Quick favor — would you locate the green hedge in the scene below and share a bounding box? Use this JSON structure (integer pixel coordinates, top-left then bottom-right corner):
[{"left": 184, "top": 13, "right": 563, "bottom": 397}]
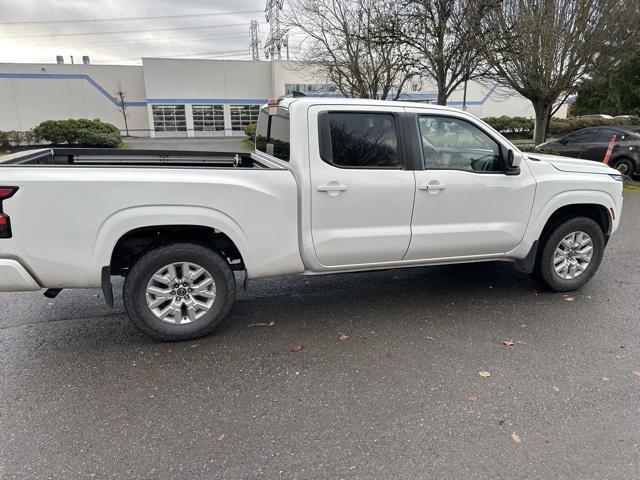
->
[
  {"left": 244, "top": 123, "right": 257, "bottom": 140},
  {"left": 483, "top": 116, "right": 535, "bottom": 133},
  {"left": 483, "top": 115, "right": 640, "bottom": 137},
  {"left": 33, "top": 119, "right": 121, "bottom": 147}
]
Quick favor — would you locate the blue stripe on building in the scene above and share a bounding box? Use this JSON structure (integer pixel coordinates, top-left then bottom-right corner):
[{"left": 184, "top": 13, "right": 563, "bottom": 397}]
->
[{"left": 0, "top": 72, "right": 499, "bottom": 107}]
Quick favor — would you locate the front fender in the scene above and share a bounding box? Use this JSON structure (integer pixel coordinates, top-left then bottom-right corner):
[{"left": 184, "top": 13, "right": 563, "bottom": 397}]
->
[{"left": 507, "top": 190, "right": 617, "bottom": 259}]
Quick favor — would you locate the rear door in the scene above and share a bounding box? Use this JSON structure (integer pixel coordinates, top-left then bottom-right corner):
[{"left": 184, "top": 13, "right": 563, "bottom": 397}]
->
[
  {"left": 307, "top": 106, "right": 415, "bottom": 266},
  {"left": 581, "top": 128, "right": 618, "bottom": 161}
]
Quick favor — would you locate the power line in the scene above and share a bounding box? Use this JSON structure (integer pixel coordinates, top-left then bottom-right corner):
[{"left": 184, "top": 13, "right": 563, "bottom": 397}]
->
[
  {"left": 129, "top": 49, "right": 252, "bottom": 61},
  {"left": 23, "top": 31, "right": 250, "bottom": 49},
  {"left": 0, "top": 22, "right": 266, "bottom": 40},
  {"left": 0, "top": 10, "right": 264, "bottom": 26}
]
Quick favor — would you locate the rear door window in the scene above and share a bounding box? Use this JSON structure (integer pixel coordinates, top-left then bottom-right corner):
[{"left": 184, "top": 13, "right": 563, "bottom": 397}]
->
[
  {"left": 596, "top": 129, "right": 619, "bottom": 142},
  {"left": 565, "top": 130, "right": 598, "bottom": 143},
  {"left": 319, "top": 112, "right": 401, "bottom": 168}
]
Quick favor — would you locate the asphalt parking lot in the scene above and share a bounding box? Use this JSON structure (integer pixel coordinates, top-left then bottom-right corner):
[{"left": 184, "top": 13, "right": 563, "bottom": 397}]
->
[{"left": 1, "top": 193, "right": 639, "bottom": 479}]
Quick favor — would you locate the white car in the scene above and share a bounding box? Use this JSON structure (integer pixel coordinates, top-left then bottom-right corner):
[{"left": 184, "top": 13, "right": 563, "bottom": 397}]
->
[{"left": 0, "top": 98, "right": 624, "bottom": 340}]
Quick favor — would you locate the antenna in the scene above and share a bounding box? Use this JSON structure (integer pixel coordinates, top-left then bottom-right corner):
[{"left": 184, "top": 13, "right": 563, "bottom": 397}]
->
[
  {"left": 264, "top": 0, "right": 288, "bottom": 60},
  {"left": 250, "top": 20, "right": 260, "bottom": 61}
]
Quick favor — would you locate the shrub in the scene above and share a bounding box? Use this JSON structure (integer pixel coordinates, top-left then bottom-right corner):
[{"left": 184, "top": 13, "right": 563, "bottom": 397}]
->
[
  {"left": 482, "top": 115, "right": 640, "bottom": 138},
  {"left": 483, "top": 116, "right": 534, "bottom": 134},
  {"left": 0, "top": 131, "right": 10, "bottom": 150},
  {"left": 244, "top": 123, "right": 257, "bottom": 140},
  {"left": 75, "top": 130, "right": 121, "bottom": 148},
  {"left": 33, "top": 119, "right": 121, "bottom": 147}
]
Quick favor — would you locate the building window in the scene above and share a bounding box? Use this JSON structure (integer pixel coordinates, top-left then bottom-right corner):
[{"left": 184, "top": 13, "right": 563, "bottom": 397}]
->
[
  {"left": 230, "top": 105, "right": 260, "bottom": 131},
  {"left": 193, "top": 105, "right": 224, "bottom": 132},
  {"left": 152, "top": 105, "right": 186, "bottom": 132}
]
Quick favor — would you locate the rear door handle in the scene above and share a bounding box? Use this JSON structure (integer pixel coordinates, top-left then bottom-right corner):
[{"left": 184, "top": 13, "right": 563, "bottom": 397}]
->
[{"left": 317, "top": 183, "right": 347, "bottom": 192}]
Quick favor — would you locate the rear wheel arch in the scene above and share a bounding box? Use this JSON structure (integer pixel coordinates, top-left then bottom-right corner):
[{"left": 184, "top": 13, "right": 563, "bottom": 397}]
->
[{"left": 110, "top": 224, "right": 245, "bottom": 277}]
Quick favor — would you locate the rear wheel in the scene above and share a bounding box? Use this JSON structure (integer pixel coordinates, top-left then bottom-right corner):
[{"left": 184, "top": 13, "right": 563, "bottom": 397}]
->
[
  {"left": 123, "top": 243, "right": 236, "bottom": 341},
  {"left": 531, "top": 217, "right": 605, "bottom": 292},
  {"left": 611, "top": 157, "right": 634, "bottom": 177}
]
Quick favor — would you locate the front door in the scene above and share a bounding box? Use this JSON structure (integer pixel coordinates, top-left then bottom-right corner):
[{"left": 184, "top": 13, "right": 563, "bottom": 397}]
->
[
  {"left": 308, "top": 106, "right": 415, "bottom": 266},
  {"left": 404, "top": 111, "right": 536, "bottom": 260}
]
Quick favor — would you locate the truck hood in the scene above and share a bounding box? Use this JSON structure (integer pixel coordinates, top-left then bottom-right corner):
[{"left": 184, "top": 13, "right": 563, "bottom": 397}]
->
[{"left": 525, "top": 152, "right": 619, "bottom": 175}]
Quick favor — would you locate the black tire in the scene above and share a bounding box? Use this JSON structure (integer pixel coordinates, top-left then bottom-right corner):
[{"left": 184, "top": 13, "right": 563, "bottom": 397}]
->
[
  {"left": 123, "top": 243, "right": 236, "bottom": 341},
  {"left": 531, "top": 217, "right": 605, "bottom": 292},
  {"left": 611, "top": 157, "right": 635, "bottom": 177}
]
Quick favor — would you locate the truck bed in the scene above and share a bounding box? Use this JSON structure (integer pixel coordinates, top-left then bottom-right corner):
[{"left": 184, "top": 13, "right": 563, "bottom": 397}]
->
[{"left": 0, "top": 148, "right": 278, "bottom": 169}]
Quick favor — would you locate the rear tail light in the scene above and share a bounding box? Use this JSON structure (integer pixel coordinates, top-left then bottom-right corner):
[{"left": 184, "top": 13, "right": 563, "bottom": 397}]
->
[{"left": 0, "top": 187, "right": 17, "bottom": 238}]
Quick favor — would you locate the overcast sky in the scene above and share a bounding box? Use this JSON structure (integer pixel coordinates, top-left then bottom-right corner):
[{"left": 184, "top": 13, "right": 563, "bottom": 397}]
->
[{"left": 0, "top": 0, "right": 293, "bottom": 64}]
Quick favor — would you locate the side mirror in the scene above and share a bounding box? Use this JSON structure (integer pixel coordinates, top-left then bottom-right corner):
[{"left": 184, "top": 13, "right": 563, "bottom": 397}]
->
[
  {"left": 507, "top": 149, "right": 521, "bottom": 168},
  {"left": 506, "top": 149, "right": 521, "bottom": 176},
  {"left": 558, "top": 139, "right": 568, "bottom": 145}
]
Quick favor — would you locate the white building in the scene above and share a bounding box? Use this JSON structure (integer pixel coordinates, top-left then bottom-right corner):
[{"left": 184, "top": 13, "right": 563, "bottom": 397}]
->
[{"left": 0, "top": 58, "right": 565, "bottom": 138}]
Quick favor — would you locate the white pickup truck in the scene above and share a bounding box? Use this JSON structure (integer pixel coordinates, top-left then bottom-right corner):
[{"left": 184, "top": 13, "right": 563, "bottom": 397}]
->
[{"left": 0, "top": 98, "right": 623, "bottom": 340}]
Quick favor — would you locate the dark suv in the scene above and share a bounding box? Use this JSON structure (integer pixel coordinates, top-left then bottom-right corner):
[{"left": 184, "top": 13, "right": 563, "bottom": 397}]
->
[{"left": 535, "top": 126, "right": 640, "bottom": 177}]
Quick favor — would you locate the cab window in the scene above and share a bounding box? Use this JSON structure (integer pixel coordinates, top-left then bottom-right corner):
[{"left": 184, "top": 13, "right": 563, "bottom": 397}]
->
[{"left": 417, "top": 116, "right": 503, "bottom": 172}]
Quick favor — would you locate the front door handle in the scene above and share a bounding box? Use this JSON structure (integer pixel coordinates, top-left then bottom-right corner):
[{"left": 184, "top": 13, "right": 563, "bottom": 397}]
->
[
  {"left": 317, "top": 182, "right": 347, "bottom": 193},
  {"left": 418, "top": 182, "right": 446, "bottom": 192}
]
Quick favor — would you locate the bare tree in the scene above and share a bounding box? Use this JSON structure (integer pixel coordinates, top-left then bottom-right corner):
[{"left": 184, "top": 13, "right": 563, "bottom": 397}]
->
[
  {"left": 482, "top": 0, "right": 640, "bottom": 145},
  {"left": 389, "top": 0, "right": 499, "bottom": 105},
  {"left": 113, "top": 83, "right": 130, "bottom": 137},
  {"left": 283, "top": 0, "right": 415, "bottom": 100}
]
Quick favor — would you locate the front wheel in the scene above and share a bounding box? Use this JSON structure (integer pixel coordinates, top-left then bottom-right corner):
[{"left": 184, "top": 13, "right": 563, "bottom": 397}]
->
[
  {"left": 531, "top": 217, "right": 605, "bottom": 292},
  {"left": 123, "top": 243, "right": 236, "bottom": 341}
]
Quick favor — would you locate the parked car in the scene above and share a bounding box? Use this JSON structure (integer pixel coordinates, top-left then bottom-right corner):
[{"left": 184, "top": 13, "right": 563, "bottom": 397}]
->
[
  {"left": 535, "top": 126, "right": 640, "bottom": 177},
  {"left": 0, "top": 98, "right": 624, "bottom": 341},
  {"left": 577, "top": 114, "right": 614, "bottom": 120}
]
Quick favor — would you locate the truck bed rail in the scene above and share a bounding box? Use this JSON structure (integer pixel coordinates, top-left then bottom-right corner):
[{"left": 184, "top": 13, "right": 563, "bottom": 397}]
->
[{"left": 1, "top": 148, "right": 270, "bottom": 168}]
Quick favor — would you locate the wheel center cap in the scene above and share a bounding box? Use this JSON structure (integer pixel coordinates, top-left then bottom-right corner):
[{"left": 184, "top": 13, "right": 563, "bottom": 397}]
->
[{"left": 176, "top": 287, "right": 188, "bottom": 297}]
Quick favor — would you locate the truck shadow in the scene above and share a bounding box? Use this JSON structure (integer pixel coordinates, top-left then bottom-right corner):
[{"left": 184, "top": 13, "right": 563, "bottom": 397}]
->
[{"left": 224, "top": 261, "right": 543, "bottom": 335}]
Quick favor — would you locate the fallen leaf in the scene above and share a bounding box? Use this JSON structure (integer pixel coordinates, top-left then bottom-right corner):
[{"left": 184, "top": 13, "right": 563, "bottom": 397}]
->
[
  {"left": 511, "top": 431, "right": 522, "bottom": 444},
  {"left": 632, "top": 370, "right": 640, "bottom": 377},
  {"left": 339, "top": 334, "right": 349, "bottom": 341},
  {"left": 502, "top": 340, "right": 515, "bottom": 347},
  {"left": 467, "top": 395, "right": 477, "bottom": 401},
  {"left": 479, "top": 371, "right": 491, "bottom": 378},
  {"left": 552, "top": 386, "right": 560, "bottom": 392},
  {"left": 216, "top": 434, "right": 225, "bottom": 441},
  {"left": 248, "top": 321, "right": 275, "bottom": 328},
  {"left": 562, "top": 295, "right": 575, "bottom": 302},
  {"left": 292, "top": 342, "right": 303, "bottom": 353}
]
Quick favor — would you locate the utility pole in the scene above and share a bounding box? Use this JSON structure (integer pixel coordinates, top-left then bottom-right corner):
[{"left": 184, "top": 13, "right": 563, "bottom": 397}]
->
[
  {"left": 250, "top": 20, "right": 260, "bottom": 61},
  {"left": 264, "top": 0, "right": 287, "bottom": 60}
]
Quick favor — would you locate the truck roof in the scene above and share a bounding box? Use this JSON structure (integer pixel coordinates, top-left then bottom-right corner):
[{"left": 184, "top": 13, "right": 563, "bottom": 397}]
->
[{"left": 271, "top": 96, "right": 465, "bottom": 114}]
